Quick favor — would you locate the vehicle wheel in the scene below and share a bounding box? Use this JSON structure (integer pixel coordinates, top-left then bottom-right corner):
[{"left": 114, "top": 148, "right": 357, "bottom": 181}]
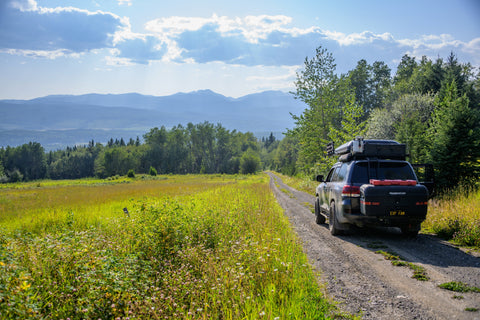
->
[
  {"left": 329, "top": 202, "right": 341, "bottom": 235},
  {"left": 315, "top": 198, "right": 326, "bottom": 224}
]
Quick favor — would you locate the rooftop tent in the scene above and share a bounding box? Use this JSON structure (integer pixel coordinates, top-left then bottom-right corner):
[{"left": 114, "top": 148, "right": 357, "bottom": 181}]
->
[{"left": 331, "top": 138, "right": 407, "bottom": 161}]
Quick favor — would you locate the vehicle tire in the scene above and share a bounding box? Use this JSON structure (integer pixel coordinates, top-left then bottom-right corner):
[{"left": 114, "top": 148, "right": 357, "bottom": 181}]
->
[
  {"left": 315, "top": 198, "right": 326, "bottom": 224},
  {"left": 329, "top": 202, "right": 341, "bottom": 235}
]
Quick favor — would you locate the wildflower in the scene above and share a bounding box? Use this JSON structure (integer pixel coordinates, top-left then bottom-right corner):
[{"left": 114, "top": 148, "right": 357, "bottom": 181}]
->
[{"left": 259, "top": 311, "right": 266, "bottom": 316}]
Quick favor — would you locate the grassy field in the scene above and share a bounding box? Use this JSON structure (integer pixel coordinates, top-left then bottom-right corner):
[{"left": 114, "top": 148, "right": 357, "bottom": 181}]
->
[
  {"left": 276, "top": 172, "right": 480, "bottom": 249},
  {"left": 0, "top": 174, "right": 349, "bottom": 319}
]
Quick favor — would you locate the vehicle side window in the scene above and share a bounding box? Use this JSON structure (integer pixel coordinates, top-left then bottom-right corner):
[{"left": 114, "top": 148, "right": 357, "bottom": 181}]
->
[
  {"left": 330, "top": 167, "right": 341, "bottom": 182},
  {"left": 351, "top": 162, "right": 369, "bottom": 184},
  {"left": 336, "top": 163, "right": 348, "bottom": 182},
  {"left": 325, "top": 167, "right": 337, "bottom": 182}
]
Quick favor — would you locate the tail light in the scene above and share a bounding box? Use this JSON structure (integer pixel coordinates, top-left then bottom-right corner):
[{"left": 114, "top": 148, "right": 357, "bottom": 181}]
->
[{"left": 342, "top": 185, "right": 360, "bottom": 197}]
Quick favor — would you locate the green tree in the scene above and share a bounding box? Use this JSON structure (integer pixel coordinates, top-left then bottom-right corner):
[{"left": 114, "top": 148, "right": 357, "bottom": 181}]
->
[
  {"left": 367, "top": 93, "right": 435, "bottom": 163},
  {"left": 366, "top": 107, "right": 396, "bottom": 140},
  {"left": 409, "top": 56, "right": 444, "bottom": 95},
  {"left": 273, "top": 135, "right": 298, "bottom": 176},
  {"left": 240, "top": 149, "right": 261, "bottom": 174},
  {"left": 328, "top": 77, "right": 367, "bottom": 145},
  {"left": 349, "top": 59, "right": 370, "bottom": 111},
  {"left": 428, "top": 80, "right": 480, "bottom": 190},
  {"left": 393, "top": 94, "right": 435, "bottom": 163},
  {"left": 144, "top": 126, "right": 168, "bottom": 173},
  {"left": 165, "top": 125, "right": 189, "bottom": 174},
  {"left": 370, "top": 61, "right": 391, "bottom": 110},
  {"left": 349, "top": 59, "right": 392, "bottom": 115},
  {"left": 95, "top": 146, "right": 138, "bottom": 177},
  {"left": 393, "top": 54, "right": 417, "bottom": 94},
  {"left": 214, "top": 124, "right": 233, "bottom": 173},
  {"left": 2, "top": 142, "right": 46, "bottom": 181},
  {"left": 290, "top": 46, "right": 341, "bottom": 174}
]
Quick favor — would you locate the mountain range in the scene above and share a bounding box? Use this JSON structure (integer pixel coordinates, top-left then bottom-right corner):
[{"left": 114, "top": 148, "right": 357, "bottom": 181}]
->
[{"left": 0, "top": 90, "right": 306, "bottom": 150}]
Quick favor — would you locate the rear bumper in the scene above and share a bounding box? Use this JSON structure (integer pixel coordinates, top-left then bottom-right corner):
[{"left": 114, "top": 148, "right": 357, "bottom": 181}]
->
[{"left": 343, "top": 212, "right": 426, "bottom": 228}]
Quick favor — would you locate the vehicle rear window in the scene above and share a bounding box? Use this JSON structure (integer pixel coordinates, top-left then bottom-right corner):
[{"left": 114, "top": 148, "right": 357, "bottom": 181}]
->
[{"left": 351, "top": 161, "right": 416, "bottom": 184}]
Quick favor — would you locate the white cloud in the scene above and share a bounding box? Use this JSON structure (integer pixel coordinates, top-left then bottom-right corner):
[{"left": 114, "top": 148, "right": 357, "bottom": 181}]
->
[
  {"left": 463, "top": 37, "right": 480, "bottom": 53},
  {"left": 397, "top": 34, "right": 462, "bottom": 50},
  {"left": 117, "top": 0, "right": 132, "bottom": 6},
  {"left": 1, "top": 3, "right": 478, "bottom": 70},
  {"left": 0, "top": 48, "right": 72, "bottom": 59},
  {"left": 146, "top": 14, "right": 298, "bottom": 43},
  {"left": 0, "top": 0, "right": 125, "bottom": 55},
  {"left": 8, "top": 0, "right": 37, "bottom": 11},
  {"left": 322, "top": 30, "right": 394, "bottom": 46}
]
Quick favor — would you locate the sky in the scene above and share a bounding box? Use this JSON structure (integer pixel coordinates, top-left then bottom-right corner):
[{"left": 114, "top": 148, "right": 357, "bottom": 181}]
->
[{"left": 0, "top": 0, "right": 479, "bottom": 99}]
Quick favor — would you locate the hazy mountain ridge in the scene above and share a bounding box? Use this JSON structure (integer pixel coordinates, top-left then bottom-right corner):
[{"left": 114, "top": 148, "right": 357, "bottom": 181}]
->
[{"left": 0, "top": 90, "right": 305, "bottom": 150}]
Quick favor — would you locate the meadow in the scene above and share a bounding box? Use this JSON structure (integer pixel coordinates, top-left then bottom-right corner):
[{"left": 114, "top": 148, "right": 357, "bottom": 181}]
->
[
  {"left": 0, "top": 174, "right": 347, "bottom": 319},
  {"left": 276, "top": 173, "right": 480, "bottom": 249}
]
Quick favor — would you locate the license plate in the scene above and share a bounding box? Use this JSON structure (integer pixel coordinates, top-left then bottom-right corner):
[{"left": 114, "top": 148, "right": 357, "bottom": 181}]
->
[{"left": 390, "top": 210, "right": 405, "bottom": 216}]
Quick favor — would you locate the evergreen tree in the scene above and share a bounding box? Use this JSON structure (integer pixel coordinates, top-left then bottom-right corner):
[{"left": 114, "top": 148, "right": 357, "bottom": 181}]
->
[{"left": 428, "top": 80, "right": 480, "bottom": 190}]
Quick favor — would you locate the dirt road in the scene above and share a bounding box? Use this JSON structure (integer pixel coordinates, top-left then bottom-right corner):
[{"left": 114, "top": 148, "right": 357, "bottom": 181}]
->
[{"left": 267, "top": 172, "right": 480, "bottom": 320}]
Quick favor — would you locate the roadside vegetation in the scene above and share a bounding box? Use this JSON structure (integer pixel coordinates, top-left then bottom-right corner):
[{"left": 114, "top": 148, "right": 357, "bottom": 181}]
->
[
  {"left": 0, "top": 174, "right": 349, "bottom": 319},
  {"left": 422, "top": 187, "right": 480, "bottom": 248}
]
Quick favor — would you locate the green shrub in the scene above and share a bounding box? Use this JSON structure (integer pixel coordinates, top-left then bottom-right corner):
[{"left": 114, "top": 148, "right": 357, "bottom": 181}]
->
[
  {"left": 127, "top": 169, "right": 135, "bottom": 178},
  {"left": 149, "top": 166, "right": 157, "bottom": 176}
]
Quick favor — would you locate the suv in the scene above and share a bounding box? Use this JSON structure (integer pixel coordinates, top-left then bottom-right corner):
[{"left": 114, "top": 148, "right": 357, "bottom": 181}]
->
[{"left": 315, "top": 138, "right": 430, "bottom": 236}]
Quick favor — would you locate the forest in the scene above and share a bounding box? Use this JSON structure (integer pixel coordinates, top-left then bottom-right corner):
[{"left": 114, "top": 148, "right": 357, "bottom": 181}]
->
[{"left": 0, "top": 48, "right": 479, "bottom": 191}]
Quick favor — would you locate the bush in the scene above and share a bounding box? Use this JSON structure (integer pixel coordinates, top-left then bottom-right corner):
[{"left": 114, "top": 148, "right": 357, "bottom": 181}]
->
[
  {"left": 149, "top": 166, "right": 157, "bottom": 176},
  {"left": 7, "top": 169, "right": 23, "bottom": 182},
  {"left": 127, "top": 169, "right": 135, "bottom": 178},
  {"left": 240, "top": 150, "right": 261, "bottom": 174}
]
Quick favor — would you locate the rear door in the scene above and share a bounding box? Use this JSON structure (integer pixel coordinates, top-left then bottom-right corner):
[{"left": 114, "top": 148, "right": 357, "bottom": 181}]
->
[{"left": 412, "top": 164, "right": 435, "bottom": 197}]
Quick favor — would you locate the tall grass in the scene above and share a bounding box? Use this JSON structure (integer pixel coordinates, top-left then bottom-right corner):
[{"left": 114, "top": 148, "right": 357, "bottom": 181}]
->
[
  {"left": 422, "top": 187, "right": 480, "bottom": 248},
  {"left": 0, "top": 174, "right": 346, "bottom": 319}
]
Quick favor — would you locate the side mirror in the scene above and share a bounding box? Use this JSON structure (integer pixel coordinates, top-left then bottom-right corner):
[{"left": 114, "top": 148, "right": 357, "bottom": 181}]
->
[{"left": 316, "top": 175, "right": 324, "bottom": 182}]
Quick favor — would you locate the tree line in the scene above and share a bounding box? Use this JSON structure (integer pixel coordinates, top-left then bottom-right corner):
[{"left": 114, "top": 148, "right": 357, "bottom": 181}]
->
[
  {"left": 287, "top": 48, "right": 480, "bottom": 191},
  {"left": 1, "top": 49, "right": 479, "bottom": 191},
  {"left": 0, "top": 122, "right": 285, "bottom": 182}
]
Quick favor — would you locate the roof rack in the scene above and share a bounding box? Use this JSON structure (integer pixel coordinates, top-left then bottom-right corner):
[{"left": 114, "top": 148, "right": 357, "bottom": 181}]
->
[{"left": 327, "top": 137, "right": 406, "bottom": 162}]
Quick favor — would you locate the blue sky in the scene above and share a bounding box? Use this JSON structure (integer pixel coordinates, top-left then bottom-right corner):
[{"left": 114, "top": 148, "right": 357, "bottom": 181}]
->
[{"left": 0, "top": 0, "right": 479, "bottom": 99}]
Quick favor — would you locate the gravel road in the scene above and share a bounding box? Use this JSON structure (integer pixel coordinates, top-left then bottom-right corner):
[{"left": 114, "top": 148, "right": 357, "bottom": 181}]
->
[{"left": 267, "top": 172, "right": 480, "bottom": 320}]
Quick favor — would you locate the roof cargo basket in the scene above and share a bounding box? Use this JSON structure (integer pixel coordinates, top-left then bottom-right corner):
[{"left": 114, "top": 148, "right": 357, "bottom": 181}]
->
[{"left": 329, "top": 137, "right": 406, "bottom": 161}]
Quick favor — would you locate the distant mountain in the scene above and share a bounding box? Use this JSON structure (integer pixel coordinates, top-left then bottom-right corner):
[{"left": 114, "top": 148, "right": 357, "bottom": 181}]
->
[{"left": 0, "top": 90, "right": 306, "bottom": 150}]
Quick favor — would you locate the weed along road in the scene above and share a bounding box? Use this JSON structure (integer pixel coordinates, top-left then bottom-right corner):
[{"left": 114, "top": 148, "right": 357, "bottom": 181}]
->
[{"left": 267, "top": 172, "right": 480, "bottom": 320}]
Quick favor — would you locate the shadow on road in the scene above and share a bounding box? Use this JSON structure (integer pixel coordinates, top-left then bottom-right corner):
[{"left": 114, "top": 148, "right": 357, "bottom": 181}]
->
[{"left": 325, "top": 224, "right": 480, "bottom": 269}]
